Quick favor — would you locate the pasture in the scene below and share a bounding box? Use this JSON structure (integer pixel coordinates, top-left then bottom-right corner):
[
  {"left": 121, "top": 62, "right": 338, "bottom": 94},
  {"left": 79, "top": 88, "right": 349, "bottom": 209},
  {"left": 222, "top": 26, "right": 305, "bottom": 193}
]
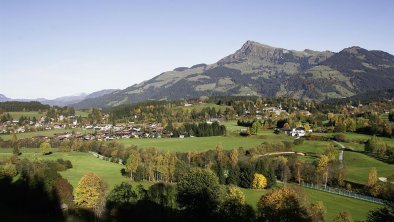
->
[
  {"left": 118, "top": 136, "right": 265, "bottom": 152},
  {"left": 7, "top": 111, "right": 44, "bottom": 120},
  {"left": 304, "top": 187, "right": 380, "bottom": 221},
  {"left": 344, "top": 151, "right": 394, "bottom": 184},
  {"left": 0, "top": 149, "right": 127, "bottom": 189}
]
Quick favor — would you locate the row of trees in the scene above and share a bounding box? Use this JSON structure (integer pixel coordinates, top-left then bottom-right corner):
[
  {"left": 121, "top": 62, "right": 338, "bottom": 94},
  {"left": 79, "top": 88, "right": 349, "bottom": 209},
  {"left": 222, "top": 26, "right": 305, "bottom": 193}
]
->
[
  {"left": 66, "top": 169, "right": 394, "bottom": 221},
  {"left": 365, "top": 135, "right": 394, "bottom": 162}
]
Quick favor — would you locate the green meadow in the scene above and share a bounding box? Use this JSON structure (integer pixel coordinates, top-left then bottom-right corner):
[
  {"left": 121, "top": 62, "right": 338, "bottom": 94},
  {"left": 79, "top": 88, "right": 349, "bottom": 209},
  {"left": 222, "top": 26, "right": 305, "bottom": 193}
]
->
[
  {"left": 344, "top": 151, "right": 394, "bottom": 184},
  {"left": 119, "top": 136, "right": 265, "bottom": 152},
  {"left": 0, "top": 149, "right": 127, "bottom": 189}
]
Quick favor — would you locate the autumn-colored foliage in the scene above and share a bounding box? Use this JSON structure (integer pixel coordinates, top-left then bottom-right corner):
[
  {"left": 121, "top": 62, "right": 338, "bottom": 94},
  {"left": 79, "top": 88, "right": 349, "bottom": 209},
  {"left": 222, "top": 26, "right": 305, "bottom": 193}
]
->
[
  {"left": 226, "top": 185, "right": 246, "bottom": 204},
  {"left": 74, "top": 172, "right": 107, "bottom": 216},
  {"left": 257, "top": 187, "right": 312, "bottom": 222},
  {"left": 40, "top": 142, "right": 52, "bottom": 155},
  {"left": 333, "top": 211, "right": 354, "bottom": 222},
  {"left": 367, "top": 167, "right": 378, "bottom": 187},
  {"left": 53, "top": 178, "right": 74, "bottom": 209},
  {"left": 251, "top": 173, "right": 267, "bottom": 189}
]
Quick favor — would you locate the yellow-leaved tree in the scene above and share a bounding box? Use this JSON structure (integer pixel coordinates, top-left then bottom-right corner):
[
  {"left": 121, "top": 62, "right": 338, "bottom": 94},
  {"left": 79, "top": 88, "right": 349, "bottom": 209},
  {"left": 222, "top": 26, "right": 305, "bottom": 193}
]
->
[
  {"left": 74, "top": 172, "right": 107, "bottom": 217},
  {"left": 251, "top": 173, "right": 267, "bottom": 189},
  {"left": 39, "top": 142, "right": 52, "bottom": 155},
  {"left": 126, "top": 151, "right": 141, "bottom": 181},
  {"left": 226, "top": 185, "right": 246, "bottom": 204}
]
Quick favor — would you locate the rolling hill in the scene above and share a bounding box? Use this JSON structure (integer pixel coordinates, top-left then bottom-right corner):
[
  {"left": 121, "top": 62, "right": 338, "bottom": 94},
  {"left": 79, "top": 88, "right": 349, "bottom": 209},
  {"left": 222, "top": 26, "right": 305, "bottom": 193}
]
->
[{"left": 72, "top": 40, "right": 394, "bottom": 108}]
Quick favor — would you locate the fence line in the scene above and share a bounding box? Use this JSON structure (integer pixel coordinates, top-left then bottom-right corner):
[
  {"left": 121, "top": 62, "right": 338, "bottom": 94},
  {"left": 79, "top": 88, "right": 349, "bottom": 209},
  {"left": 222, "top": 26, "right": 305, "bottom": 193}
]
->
[
  {"left": 89, "top": 151, "right": 124, "bottom": 165},
  {"left": 300, "top": 182, "right": 386, "bottom": 205}
]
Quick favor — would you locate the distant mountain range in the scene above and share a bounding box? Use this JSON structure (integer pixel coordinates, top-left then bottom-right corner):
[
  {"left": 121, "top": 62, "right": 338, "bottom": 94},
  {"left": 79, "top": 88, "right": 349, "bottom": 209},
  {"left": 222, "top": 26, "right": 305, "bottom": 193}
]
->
[
  {"left": 0, "top": 89, "right": 118, "bottom": 106},
  {"left": 72, "top": 40, "right": 394, "bottom": 108},
  {"left": 3, "top": 41, "right": 393, "bottom": 109}
]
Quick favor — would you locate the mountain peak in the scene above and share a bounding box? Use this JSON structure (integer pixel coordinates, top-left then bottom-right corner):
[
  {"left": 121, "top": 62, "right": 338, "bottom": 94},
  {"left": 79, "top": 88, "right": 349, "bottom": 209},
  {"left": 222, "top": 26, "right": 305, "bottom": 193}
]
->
[
  {"left": 242, "top": 40, "right": 275, "bottom": 49},
  {"left": 218, "top": 40, "right": 280, "bottom": 64}
]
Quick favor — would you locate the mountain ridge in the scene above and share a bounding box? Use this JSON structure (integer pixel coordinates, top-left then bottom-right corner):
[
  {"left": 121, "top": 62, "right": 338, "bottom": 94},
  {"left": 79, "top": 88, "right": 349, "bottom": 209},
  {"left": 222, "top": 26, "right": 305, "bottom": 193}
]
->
[
  {"left": 0, "top": 89, "right": 118, "bottom": 107},
  {"left": 45, "top": 41, "right": 394, "bottom": 108}
]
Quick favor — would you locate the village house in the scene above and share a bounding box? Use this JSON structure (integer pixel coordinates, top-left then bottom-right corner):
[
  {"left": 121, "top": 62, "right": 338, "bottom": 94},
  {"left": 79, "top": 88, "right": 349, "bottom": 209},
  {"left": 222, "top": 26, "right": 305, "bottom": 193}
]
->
[{"left": 280, "top": 127, "right": 308, "bottom": 137}]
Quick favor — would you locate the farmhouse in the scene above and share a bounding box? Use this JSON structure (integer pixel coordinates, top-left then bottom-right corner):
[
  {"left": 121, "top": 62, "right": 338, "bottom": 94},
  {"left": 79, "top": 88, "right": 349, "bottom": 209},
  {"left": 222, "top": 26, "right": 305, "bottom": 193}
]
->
[{"left": 280, "top": 127, "right": 307, "bottom": 137}]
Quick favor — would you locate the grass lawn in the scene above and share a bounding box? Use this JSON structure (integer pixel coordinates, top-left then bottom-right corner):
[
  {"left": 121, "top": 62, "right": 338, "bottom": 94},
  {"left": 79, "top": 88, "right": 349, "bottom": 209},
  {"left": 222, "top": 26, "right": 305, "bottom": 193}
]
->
[
  {"left": 314, "top": 132, "right": 394, "bottom": 147},
  {"left": 344, "top": 151, "right": 394, "bottom": 184},
  {"left": 242, "top": 185, "right": 380, "bottom": 221},
  {"left": 0, "top": 128, "right": 92, "bottom": 140},
  {"left": 75, "top": 110, "right": 90, "bottom": 118},
  {"left": 8, "top": 111, "right": 44, "bottom": 120},
  {"left": 222, "top": 120, "right": 244, "bottom": 134},
  {"left": 118, "top": 135, "right": 266, "bottom": 152},
  {"left": 293, "top": 140, "right": 333, "bottom": 154},
  {"left": 0, "top": 149, "right": 128, "bottom": 189},
  {"left": 242, "top": 188, "right": 266, "bottom": 208},
  {"left": 304, "top": 187, "right": 380, "bottom": 221}
]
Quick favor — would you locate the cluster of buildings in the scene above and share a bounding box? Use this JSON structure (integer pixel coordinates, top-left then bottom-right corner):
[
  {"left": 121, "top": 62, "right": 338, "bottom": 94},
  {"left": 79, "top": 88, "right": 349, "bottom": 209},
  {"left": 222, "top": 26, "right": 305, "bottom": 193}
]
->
[
  {"left": 50, "top": 122, "right": 167, "bottom": 141},
  {"left": 0, "top": 115, "right": 79, "bottom": 135}
]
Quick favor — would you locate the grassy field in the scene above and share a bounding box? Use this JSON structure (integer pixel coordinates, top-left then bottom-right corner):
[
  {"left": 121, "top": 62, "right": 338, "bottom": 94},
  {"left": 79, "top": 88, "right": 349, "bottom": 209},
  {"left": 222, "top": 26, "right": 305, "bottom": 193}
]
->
[
  {"left": 344, "top": 151, "right": 394, "bottom": 184},
  {"left": 8, "top": 111, "right": 44, "bottom": 120},
  {"left": 304, "top": 187, "right": 380, "bottom": 221},
  {"left": 314, "top": 132, "right": 394, "bottom": 147},
  {"left": 119, "top": 136, "right": 266, "bottom": 152},
  {"left": 0, "top": 149, "right": 127, "bottom": 189},
  {"left": 293, "top": 140, "right": 333, "bottom": 154},
  {"left": 75, "top": 110, "right": 90, "bottom": 118},
  {"left": 239, "top": 186, "right": 379, "bottom": 221},
  {"left": 0, "top": 128, "right": 93, "bottom": 140},
  {"left": 118, "top": 125, "right": 294, "bottom": 152}
]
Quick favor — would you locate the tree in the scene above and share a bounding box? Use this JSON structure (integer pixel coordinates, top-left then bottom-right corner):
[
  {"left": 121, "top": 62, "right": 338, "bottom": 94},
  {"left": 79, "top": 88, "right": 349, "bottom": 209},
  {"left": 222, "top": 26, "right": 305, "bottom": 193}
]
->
[
  {"left": 106, "top": 182, "right": 137, "bottom": 207},
  {"left": 250, "top": 121, "right": 261, "bottom": 135},
  {"left": 251, "top": 173, "right": 267, "bottom": 189},
  {"left": 0, "top": 163, "right": 17, "bottom": 177},
  {"left": 11, "top": 133, "right": 20, "bottom": 155},
  {"left": 225, "top": 185, "right": 246, "bottom": 205},
  {"left": 220, "top": 186, "right": 255, "bottom": 222},
  {"left": 12, "top": 146, "right": 20, "bottom": 156},
  {"left": 229, "top": 148, "right": 239, "bottom": 167},
  {"left": 333, "top": 211, "right": 354, "bottom": 222},
  {"left": 257, "top": 187, "right": 312, "bottom": 222},
  {"left": 39, "top": 142, "right": 52, "bottom": 155},
  {"left": 316, "top": 155, "right": 329, "bottom": 187},
  {"left": 53, "top": 178, "right": 74, "bottom": 210},
  {"left": 74, "top": 172, "right": 107, "bottom": 217},
  {"left": 368, "top": 167, "right": 378, "bottom": 187},
  {"left": 324, "top": 144, "right": 337, "bottom": 161},
  {"left": 177, "top": 168, "right": 222, "bottom": 219},
  {"left": 126, "top": 152, "right": 141, "bottom": 181},
  {"left": 366, "top": 202, "right": 394, "bottom": 222},
  {"left": 310, "top": 201, "right": 326, "bottom": 222}
]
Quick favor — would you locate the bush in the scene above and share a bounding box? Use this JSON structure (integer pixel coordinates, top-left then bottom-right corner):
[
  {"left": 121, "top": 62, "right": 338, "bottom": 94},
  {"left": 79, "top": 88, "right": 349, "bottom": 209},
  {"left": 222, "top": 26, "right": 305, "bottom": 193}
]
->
[{"left": 334, "top": 133, "right": 347, "bottom": 142}]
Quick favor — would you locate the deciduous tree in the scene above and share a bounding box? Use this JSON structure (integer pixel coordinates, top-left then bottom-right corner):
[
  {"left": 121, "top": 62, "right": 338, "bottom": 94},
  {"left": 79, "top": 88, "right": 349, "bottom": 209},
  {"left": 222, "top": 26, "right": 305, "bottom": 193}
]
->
[
  {"left": 251, "top": 173, "right": 267, "bottom": 189},
  {"left": 74, "top": 172, "right": 107, "bottom": 217},
  {"left": 126, "top": 152, "right": 141, "bottom": 181},
  {"left": 368, "top": 167, "right": 378, "bottom": 187},
  {"left": 333, "top": 211, "right": 354, "bottom": 222}
]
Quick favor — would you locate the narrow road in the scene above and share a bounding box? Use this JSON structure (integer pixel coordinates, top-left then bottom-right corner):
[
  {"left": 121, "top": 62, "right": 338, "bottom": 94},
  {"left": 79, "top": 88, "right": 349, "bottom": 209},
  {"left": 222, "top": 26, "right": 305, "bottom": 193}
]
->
[{"left": 333, "top": 141, "right": 345, "bottom": 162}]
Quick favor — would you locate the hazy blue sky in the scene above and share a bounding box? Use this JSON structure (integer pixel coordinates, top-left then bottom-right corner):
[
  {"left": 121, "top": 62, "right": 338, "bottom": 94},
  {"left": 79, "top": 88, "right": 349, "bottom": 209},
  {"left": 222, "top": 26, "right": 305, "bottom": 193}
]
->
[{"left": 1, "top": 0, "right": 393, "bottom": 99}]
